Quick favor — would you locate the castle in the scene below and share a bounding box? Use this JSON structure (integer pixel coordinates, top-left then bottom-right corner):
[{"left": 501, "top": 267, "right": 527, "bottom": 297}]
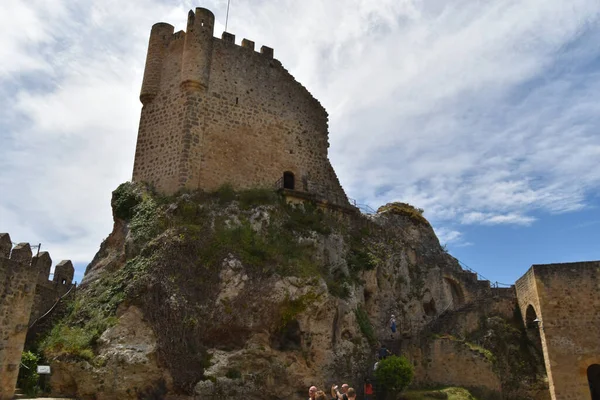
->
[
  {"left": 132, "top": 9, "right": 599, "bottom": 398},
  {"left": 0, "top": 233, "right": 74, "bottom": 400},
  {"left": 1, "top": 6, "right": 599, "bottom": 400},
  {"left": 132, "top": 7, "right": 348, "bottom": 206}
]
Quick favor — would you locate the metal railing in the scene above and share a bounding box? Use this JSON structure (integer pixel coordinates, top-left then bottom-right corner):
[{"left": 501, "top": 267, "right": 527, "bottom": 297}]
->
[
  {"left": 10, "top": 241, "right": 41, "bottom": 257},
  {"left": 29, "top": 282, "right": 77, "bottom": 329},
  {"left": 348, "top": 198, "right": 376, "bottom": 214},
  {"left": 456, "top": 258, "right": 512, "bottom": 288},
  {"left": 273, "top": 178, "right": 378, "bottom": 214}
]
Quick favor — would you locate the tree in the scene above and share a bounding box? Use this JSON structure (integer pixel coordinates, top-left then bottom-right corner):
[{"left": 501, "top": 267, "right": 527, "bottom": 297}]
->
[
  {"left": 374, "top": 355, "right": 414, "bottom": 395},
  {"left": 18, "top": 351, "right": 40, "bottom": 397}
]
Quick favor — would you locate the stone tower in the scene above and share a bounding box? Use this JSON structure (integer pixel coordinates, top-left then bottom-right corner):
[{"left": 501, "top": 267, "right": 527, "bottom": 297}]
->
[
  {"left": 516, "top": 262, "right": 600, "bottom": 400},
  {"left": 132, "top": 7, "right": 348, "bottom": 206}
]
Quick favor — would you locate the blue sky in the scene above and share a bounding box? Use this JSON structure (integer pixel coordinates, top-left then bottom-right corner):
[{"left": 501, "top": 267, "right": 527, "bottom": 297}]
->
[{"left": 1, "top": 0, "right": 599, "bottom": 285}]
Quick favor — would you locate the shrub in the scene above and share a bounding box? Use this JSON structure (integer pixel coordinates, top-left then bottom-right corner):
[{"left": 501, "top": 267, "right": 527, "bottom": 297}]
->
[
  {"left": 41, "top": 324, "right": 95, "bottom": 361},
  {"left": 374, "top": 355, "right": 414, "bottom": 394},
  {"left": 17, "top": 351, "right": 40, "bottom": 397},
  {"left": 355, "top": 306, "right": 376, "bottom": 346},
  {"left": 347, "top": 246, "right": 377, "bottom": 274},
  {"left": 284, "top": 202, "right": 332, "bottom": 235},
  {"left": 377, "top": 202, "right": 429, "bottom": 226},
  {"left": 112, "top": 182, "right": 142, "bottom": 221},
  {"left": 325, "top": 278, "right": 350, "bottom": 299},
  {"left": 225, "top": 368, "right": 242, "bottom": 380},
  {"left": 129, "top": 197, "right": 164, "bottom": 244},
  {"left": 238, "top": 188, "right": 279, "bottom": 208},
  {"left": 200, "top": 219, "right": 317, "bottom": 277},
  {"left": 215, "top": 184, "right": 237, "bottom": 204}
]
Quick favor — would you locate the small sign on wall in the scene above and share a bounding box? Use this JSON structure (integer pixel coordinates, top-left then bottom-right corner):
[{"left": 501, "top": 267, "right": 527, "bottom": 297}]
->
[{"left": 37, "top": 365, "right": 51, "bottom": 374}]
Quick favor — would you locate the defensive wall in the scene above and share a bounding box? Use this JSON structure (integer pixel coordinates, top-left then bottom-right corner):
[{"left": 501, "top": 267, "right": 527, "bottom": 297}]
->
[
  {"left": 132, "top": 7, "right": 348, "bottom": 206},
  {"left": 0, "top": 233, "right": 74, "bottom": 400},
  {"left": 410, "top": 270, "right": 518, "bottom": 396},
  {"left": 515, "top": 262, "right": 600, "bottom": 400}
]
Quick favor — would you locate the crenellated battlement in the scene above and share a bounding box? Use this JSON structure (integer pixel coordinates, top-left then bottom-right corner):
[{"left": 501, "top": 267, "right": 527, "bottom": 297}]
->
[
  {"left": 140, "top": 8, "right": 275, "bottom": 106},
  {"left": 0, "top": 233, "right": 75, "bottom": 399},
  {"left": 0, "top": 233, "right": 74, "bottom": 286},
  {"left": 0, "top": 234, "right": 34, "bottom": 266},
  {"left": 133, "top": 7, "right": 349, "bottom": 206},
  {"left": 217, "top": 31, "right": 274, "bottom": 58}
]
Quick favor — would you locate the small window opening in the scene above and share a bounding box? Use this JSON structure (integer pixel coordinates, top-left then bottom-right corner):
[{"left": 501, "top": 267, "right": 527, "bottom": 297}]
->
[
  {"left": 61, "top": 279, "right": 66, "bottom": 285},
  {"left": 236, "top": 97, "right": 239, "bottom": 105},
  {"left": 283, "top": 171, "right": 295, "bottom": 190},
  {"left": 201, "top": 20, "right": 204, "bottom": 27}
]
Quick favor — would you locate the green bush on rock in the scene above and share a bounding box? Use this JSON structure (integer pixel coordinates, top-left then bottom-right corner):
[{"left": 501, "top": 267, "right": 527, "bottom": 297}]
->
[
  {"left": 377, "top": 202, "right": 429, "bottom": 226},
  {"left": 355, "top": 305, "right": 376, "bottom": 346},
  {"left": 41, "top": 324, "right": 96, "bottom": 361},
  {"left": 374, "top": 355, "right": 415, "bottom": 394},
  {"left": 111, "top": 182, "right": 143, "bottom": 221}
]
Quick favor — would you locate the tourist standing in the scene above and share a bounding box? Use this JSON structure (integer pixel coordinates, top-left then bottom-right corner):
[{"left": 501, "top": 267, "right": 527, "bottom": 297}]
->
[
  {"left": 364, "top": 378, "right": 374, "bottom": 400},
  {"left": 346, "top": 388, "right": 357, "bottom": 400},
  {"left": 331, "top": 383, "right": 350, "bottom": 400}
]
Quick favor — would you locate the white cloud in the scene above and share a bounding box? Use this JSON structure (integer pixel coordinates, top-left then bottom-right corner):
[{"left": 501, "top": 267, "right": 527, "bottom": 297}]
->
[
  {"left": 0, "top": 0, "right": 69, "bottom": 77},
  {"left": 2, "top": 0, "right": 600, "bottom": 277},
  {"left": 435, "top": 227, "right": 462, "bottom": 245},
  {"left": 461, "top": 212, "right": 536, "bottom": 226}
]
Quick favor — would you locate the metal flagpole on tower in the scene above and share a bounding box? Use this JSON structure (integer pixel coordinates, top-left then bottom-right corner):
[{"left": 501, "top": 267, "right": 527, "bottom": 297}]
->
[{"left": 225, "top": 0, "right": 231, "bottom": 32}]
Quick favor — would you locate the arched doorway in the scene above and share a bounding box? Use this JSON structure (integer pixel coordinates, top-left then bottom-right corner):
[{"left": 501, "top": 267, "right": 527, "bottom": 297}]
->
[
  {"left": 589, "top": 364, "right": 600, "bottom": 400},
  {"left": 525, "top": 305, "right": 539, "bottom": 328},
  {"left": 525, "top": 305, "right": 544, "bottom": 355},
  {"left": 283, "top": 171, "right": 295, "bottom": 190}
]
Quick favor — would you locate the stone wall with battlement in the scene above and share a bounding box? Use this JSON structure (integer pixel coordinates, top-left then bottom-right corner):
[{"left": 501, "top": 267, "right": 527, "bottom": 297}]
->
[
  {"left": 516, "top": 262, "right": 600, "bottom": 400},
  {"left": 0, "top": 233, "right": 74, "bottom": 400},
  {"left": 132, "top": 7, "right": 348, "bottom": 206}
]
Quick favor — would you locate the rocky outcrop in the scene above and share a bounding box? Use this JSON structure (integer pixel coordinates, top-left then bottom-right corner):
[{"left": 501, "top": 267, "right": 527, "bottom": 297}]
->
[
  {"left": 48, "top": 306, "right": 172, "bottom": 399},
  {"left": 35, "top": 184, "right": 547, "bottom": 399}
]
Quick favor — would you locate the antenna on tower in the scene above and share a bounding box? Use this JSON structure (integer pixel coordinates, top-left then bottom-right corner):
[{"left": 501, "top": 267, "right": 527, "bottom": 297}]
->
[{"left": 225, "top": 0, "right": 231, "bottom": 32}]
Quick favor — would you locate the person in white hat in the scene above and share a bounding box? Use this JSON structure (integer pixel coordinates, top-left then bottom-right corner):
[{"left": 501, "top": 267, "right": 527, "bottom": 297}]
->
[{"left": 389, "top": 314, "right": 397, "bottom": 338}]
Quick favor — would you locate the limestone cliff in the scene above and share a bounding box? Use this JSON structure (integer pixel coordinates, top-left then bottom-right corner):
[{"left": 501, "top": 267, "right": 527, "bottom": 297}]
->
[{"left": 35, "top": 183, "right": 547, "bottom": 399}]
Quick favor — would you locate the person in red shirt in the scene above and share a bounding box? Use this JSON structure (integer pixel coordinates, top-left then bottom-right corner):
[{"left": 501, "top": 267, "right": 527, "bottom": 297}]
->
[{"left": 364, "top": 378, "right": 374, "bottom": 400}]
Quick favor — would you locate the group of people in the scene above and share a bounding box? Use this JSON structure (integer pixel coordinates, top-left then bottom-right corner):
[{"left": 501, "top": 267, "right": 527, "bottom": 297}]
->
[
  {"left": 308, "top": 383, "right": 358, "bottom": 400},
  {"left": 308, "top": 380, "right": 375, "bottom": 400}
]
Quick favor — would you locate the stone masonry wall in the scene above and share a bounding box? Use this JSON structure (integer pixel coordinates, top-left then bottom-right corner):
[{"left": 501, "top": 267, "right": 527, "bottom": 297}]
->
[
  {"left": 30, "top": 260, "right": 75, "bottom": 324},
  {"left": 132, "top": 7, "right": 348, "bottom": 205},
  {"left": 0, "top": 235, "right": 40, "bottom": 400},
  {"left": 516, "top": 262, "right": 600, "bottom": 400},
  {"left": 0, "top": 233, "right": 74, "bottom": 400},
  {"left": 412, "top": 338, "right": 501, "bottom": 393}
]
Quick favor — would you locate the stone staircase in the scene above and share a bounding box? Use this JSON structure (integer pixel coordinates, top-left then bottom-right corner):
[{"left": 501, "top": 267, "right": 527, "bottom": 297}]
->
[{"left": 381, "top": 338, "right": 402, "bottom": 357}]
